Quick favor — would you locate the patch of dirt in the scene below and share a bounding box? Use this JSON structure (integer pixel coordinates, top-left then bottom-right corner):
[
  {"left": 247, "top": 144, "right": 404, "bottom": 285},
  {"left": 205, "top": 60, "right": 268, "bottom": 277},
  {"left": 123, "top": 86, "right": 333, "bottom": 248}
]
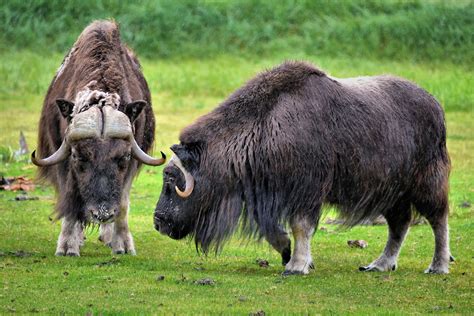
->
[
  {"left": 460, "top": 201, "right": 471, "bottom": 208},
  {"left": 347, "top": 240, "right": 368, "bottom": 248},
  {"left": 0, "top": 250, "right": 34, "bottom": 257},
  {"left": 95, "top": 257, "right": 120, "bottom": 267},
  {"left": 194, "top": 277, "right": 215, "bottom": 286},
  {"left": 256, "top": 258, "right": 269, "bottom": 268},
  {"left": 14, "top": 194, "right": 39, "bottom": 201},
  {"left": 156, "top": 275, "right": 165, "bottom": 281}
]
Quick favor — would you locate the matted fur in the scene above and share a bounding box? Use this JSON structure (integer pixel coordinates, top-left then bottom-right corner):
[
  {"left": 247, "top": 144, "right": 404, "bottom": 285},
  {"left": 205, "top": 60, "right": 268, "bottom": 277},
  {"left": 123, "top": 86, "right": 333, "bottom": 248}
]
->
[
  {"left": 37, "top": 20, "right": 155, "bottom": 220},
  {"left": 155, "top": 61, "right": 450, "bottom": 254}
]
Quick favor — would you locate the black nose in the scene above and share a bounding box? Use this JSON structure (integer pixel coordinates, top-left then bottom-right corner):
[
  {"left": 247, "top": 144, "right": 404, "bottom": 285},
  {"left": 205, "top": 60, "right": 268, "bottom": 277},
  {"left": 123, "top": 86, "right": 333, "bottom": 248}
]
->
[{"left": 154, "top": 212, "right": 166, "bottom": 230}]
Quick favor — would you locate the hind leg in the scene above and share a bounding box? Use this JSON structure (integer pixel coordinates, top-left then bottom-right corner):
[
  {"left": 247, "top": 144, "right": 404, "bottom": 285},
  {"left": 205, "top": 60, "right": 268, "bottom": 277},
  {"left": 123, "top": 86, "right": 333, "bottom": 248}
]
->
[
  {"left": 424, "top": 210, "right": 450, "bottom": 274},
  {"left": 265, "top": 225, "right": 291, "bottom": 265},
  {"left": 283, "top": 214, "right": 317, "bottom": 275},
  {"left": 360, "top": 202, "right": 411, "bottom": 272},
  {"left": 414, "top": 179, "right": 451, "bottom": 273}
]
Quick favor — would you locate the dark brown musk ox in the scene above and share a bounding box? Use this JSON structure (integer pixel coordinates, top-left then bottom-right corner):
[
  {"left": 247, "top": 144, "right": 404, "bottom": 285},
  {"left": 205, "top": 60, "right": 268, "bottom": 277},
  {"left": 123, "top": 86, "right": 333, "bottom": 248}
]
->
[
  {"left": 154, "top": 61, "right": 453, "bottom": 275},
  {"left": 32, "top": 20, "right": 166, "bottom": 256}
]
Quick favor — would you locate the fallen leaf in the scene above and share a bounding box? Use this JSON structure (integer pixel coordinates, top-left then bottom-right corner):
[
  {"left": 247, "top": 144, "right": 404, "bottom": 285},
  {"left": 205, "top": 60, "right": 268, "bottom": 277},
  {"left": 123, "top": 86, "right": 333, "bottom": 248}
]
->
[
  {"left": 0, "top": 176, "right": 35, "bottom": 191},
  {"left": 347, "top": 240, "right": 368, "bottom": 248}
]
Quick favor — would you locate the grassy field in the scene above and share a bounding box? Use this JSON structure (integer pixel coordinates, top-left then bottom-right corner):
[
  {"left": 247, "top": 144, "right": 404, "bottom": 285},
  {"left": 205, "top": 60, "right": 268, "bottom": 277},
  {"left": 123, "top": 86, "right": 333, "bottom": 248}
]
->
[
  {"left": 0, "top": 1, "right": 473, "bottom": 313},
  {"left": 0, "top": 49, "right": 473, "bottom": 314}
]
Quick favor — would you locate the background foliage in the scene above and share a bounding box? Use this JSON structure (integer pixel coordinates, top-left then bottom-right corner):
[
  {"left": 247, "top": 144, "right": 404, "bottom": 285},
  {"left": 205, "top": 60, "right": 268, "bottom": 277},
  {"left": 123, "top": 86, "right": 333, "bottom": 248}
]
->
[{"left": 1, "top": 0, "right": 473, "bottom": 64}]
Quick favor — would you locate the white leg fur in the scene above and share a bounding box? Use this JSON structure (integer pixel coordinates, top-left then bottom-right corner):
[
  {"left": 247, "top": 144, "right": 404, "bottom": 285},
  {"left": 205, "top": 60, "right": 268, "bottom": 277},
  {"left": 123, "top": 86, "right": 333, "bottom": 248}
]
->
[
  {"left": 56, "top": 217, "right": 84, "bottom": 256},
  {"left": 360, "top": 223, "right": 409, "bottom": 272},
  {"left": 99, "top": 223, "right": 114, "bottom": 246},
  {"left": 425, "top": 216, "right": 450, "bottom": 274},
  {"left": 284, "top": 217, "right": 315, "bottom": 275},
  {"left": 111, "top": 195, "right": 136, "bottom": 255}
]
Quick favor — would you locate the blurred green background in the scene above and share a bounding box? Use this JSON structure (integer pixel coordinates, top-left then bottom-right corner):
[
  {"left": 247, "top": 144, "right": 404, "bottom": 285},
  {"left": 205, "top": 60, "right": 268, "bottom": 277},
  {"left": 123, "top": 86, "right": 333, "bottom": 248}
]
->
[{"left": 1, "top": 0, "right": 473, "bottom": 64}]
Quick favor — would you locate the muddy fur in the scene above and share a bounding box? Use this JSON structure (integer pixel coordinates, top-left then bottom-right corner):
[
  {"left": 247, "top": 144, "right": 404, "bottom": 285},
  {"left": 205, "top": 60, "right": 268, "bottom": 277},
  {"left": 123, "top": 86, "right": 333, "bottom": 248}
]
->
[{"left": 155, "top": 61, "right": 450, "bottom": 255}]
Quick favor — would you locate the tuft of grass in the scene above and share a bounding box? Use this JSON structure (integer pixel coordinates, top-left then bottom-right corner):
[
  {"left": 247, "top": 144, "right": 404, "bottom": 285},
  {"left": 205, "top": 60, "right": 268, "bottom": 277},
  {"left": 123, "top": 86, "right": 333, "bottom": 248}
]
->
[
  {"left": 0, "top": 145, "right": 14, "bottom": 162},
  {"left": 0, "top": 0, "right": 473, "bottom": 64}
]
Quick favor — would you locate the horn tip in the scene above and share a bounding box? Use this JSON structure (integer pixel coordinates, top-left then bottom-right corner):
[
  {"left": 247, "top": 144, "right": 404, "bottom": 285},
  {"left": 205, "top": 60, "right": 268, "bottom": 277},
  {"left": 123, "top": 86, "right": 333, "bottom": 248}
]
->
[{"left": 31, "top": 150, "right": 39, "bottom": 166}]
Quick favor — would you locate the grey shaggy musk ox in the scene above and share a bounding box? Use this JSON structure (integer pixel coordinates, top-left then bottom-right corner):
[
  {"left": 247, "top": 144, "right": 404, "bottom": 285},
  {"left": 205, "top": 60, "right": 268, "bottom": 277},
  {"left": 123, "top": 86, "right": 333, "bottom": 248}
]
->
[
  {"left": 154, "top": 61, "right": 452, "bottom": 274},
  {"left": 32, "top": 20, "right": 166, "bottom": 256}
]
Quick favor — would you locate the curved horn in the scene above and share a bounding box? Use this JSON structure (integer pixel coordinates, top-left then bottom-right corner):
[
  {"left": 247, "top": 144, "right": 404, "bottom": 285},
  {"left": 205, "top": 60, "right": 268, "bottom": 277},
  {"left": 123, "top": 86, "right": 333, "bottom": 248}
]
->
[
  {"left": 102, "top": 105, "right": 166, "bottom": 166},
  {"left": 171, "top": 155, "right": 194, "bottom": 198},
  {"left": 131, "top": 137, "right": 166, "bottom": 166},
  {"left": 31, "top": 140, "right": 70, "bottom": 166}
]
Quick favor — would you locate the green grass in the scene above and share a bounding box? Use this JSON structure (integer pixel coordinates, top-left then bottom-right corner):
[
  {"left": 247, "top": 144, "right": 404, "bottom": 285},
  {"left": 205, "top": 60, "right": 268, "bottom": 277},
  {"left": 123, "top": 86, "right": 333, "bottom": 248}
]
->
[
  {"left": 0, "top": 49, "right": 473, "bottom": 314},
  {"left": 1, "top": 0, "right": 473, "bottom": 64}
]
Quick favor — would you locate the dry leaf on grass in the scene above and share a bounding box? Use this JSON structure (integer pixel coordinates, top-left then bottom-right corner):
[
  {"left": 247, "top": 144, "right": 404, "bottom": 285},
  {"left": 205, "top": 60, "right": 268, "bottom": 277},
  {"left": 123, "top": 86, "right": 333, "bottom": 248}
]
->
[{"left": 0, "top": 176, "right": 35, "bottom": 191}]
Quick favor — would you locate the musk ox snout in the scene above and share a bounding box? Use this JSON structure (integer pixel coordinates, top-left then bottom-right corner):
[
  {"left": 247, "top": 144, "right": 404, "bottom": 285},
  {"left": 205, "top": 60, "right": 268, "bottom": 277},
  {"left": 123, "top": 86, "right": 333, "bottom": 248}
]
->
[
  {"left": 153, "top": 211, "right": 171, "bottom": 234},
  {"left": 153, "top": 210, "right": 189, "bottom": 240},
  {"left": 87, "top": 203, "right": 116, "bottom": 223}
]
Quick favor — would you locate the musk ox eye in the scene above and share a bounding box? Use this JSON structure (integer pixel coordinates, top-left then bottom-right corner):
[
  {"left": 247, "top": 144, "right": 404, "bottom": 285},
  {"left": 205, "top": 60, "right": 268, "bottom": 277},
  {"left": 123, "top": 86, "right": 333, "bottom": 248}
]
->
[
  {"left": 115, "top": 153, "right": 131, "bottom": 170},
  {"left": 72, "top": 153, "right": 88, "bottom": 163}
]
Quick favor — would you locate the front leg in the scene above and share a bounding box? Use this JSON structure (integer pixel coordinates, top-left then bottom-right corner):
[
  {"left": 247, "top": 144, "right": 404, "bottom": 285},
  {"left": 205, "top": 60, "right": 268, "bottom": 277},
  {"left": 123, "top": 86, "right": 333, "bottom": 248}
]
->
[
  {"left": 265, "top": 225, "right": 292, "bottom": 265},
  {"left": 99, "top": 223, "right": 114, "bottom": 246},
  {"left": 56, "top": 217, "right": 84, "bottom": 256},
  {"left": 283, "top": 215, "right": 316, "bottom": 275},
  {"left": 111, "top": 200, "right": 136, "bottom": 255}
]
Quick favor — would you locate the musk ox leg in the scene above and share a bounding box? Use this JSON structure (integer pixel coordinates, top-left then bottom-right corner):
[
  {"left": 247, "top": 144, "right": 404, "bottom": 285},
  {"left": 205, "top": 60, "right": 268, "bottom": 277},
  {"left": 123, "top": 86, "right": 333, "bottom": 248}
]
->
[
  {"left": 55, "top": 217, "right": 84, "bottom": 256},
  {"left": 360, "top": 204, "right": 411, "bottom": 272},
  {"left": 265, "top": 226, "right": 291, "bottom": 265},
  {"left": 111, "top": 200, "right": 136, "bottom": 255},
  {"left": 424, "top": 212, "right": 450, "bottom": 274},
  {"left": 413, "top": 169, "right": 451, "bottom": 274},
  {"left": 283, "top": 216, "right": 315, "bottom": 275},
  {"left": 99, "top": 223, "right": 114, "bottom": 247}
]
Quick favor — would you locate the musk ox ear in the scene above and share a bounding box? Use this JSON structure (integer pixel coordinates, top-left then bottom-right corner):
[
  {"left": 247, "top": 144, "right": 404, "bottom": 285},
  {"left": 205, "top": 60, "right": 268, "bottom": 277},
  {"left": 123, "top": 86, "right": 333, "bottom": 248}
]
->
[
  {"left": 170, "top": 144, "right": 195, "bottom": 166},
  {"left": 124, "top": 100, "right": 147, "bottom": 123},
  {"left": 56, "top": 99, "right": 75, "bottom": 120}
]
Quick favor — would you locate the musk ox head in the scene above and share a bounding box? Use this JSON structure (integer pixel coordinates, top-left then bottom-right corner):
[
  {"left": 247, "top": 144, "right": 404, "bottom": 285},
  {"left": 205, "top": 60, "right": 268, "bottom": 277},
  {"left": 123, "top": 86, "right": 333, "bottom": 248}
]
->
[
  {"left": 154, "top": 144, "right": 197, "bottom": 239},
  {"left": 32, "top": 92, "right": 166, "bottom": 223},
  {"left": 154, "top": 142, "right": 244, "bottom": 252}
]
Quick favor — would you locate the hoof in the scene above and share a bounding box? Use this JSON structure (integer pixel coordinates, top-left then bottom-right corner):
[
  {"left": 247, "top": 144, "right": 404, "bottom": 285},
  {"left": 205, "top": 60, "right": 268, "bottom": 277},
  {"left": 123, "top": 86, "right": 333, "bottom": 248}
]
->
[
  {"left": 66, "top": 252, "right": 80, "bottom": 257},
  {"left": 359, "top": 263, "right": 396, "bottom": 272},
  {"left": 282, "top": 270, "right": 305, "bottom": 276},
  {"left": 359, "top": 265, "right": 381, "bottom": 272},
  {"left": 450, "top": 255, "right": 455, "bottom": 262},
  {"left": 309, "top": 262, "right": 315, "bottom": 270},
  {"left": 113, "top": 249, "right": 125, "bottom": 255},
  {"left": 55, "top": 251, "right": 66, "bottom": 256},
  {"left": 127, "top": 249, "right": 137, "bottom": 256},
  {"left": 281, "top": 247, "right": 291, "bottom": 266},
  {"left": 424, "top": 267, "right": 449, "bottom": 274}
]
